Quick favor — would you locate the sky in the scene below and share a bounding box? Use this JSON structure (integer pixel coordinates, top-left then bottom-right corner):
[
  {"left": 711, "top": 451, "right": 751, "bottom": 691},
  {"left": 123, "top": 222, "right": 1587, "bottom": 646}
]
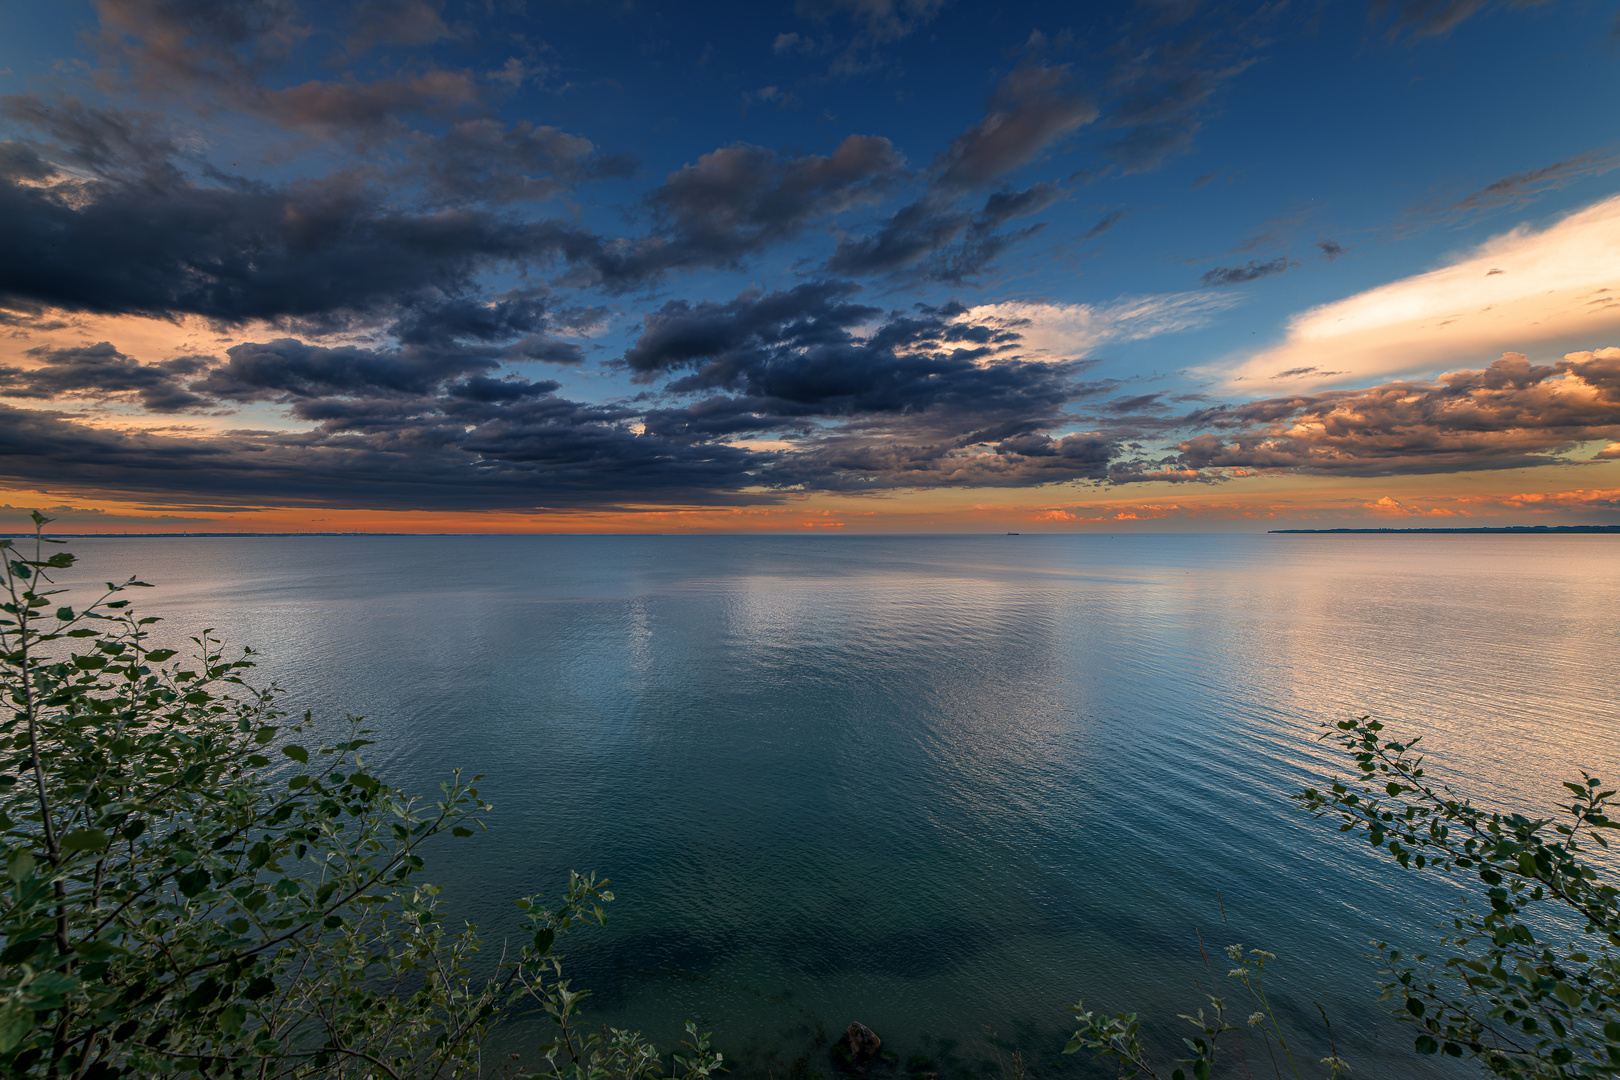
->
[{"left": 1, "top": 0, "right": 1618, "bottom": 533}]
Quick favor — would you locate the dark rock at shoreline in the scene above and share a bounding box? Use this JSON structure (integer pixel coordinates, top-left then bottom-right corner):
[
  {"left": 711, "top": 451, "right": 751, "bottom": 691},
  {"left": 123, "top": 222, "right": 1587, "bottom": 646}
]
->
[{"left": 844, "top": 1022, "right": 882, "bottom": 1064}]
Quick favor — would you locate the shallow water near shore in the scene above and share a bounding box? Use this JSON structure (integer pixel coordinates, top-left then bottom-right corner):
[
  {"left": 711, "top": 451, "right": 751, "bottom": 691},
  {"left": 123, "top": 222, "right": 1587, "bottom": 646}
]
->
[{"left": 50, "top": 532, "right": 1620, "bottom": 1078}]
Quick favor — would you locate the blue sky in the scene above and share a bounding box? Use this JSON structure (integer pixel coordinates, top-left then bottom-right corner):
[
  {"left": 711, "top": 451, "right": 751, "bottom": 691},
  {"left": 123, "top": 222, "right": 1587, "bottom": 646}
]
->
[{"left": 0, "top": 0, "right": 1617, "bottom": 531}]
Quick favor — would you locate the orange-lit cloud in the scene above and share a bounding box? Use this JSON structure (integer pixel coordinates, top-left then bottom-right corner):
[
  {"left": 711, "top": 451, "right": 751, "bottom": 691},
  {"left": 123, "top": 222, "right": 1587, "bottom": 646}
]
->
[
  {"left": 1177, "top": 348, "right": 1620, "bottom": 476},
  {"left": 1458, "top": 486, "right": 1620, "bottom": 512},
  {"left": 1362, "top": 495, "right": 1463, "bottom": 518}
]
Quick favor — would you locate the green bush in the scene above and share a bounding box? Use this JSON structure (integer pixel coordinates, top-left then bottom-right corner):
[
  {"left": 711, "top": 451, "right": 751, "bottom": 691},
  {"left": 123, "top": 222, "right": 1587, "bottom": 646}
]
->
[
  {"left": 1066, "top": 716, "right": 1620, "bottom": 1080},
  {"left": 0, "top": 516, "right": 722, "bottom": 1080}
]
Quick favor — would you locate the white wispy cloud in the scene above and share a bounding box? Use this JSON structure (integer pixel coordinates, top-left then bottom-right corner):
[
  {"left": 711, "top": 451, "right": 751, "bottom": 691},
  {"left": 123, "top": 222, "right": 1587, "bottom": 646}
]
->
[
  {"left": 1213, "top": 192, "right": 1620, "bottom": 390},
  {"left": 957, "top": 291, "right": 1238, "bottom": 363}
]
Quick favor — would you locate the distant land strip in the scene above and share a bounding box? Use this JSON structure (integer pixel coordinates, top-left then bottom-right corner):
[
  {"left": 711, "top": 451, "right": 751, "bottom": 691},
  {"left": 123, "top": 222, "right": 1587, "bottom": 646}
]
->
[{"left": 1270, "top": 526, "right": 1620, "bottom": 534}]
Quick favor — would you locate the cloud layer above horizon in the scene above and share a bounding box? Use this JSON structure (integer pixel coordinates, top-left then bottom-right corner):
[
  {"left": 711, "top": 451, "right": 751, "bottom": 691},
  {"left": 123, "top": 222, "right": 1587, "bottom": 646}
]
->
[{"left": 0, "top": 0, "right": 1617, "bottom": 525}]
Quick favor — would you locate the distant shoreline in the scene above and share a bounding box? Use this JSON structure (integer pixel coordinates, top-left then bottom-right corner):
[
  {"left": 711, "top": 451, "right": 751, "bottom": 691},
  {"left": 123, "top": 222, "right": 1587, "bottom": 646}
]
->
[{"left": 1270, "top": 526, "right": 1620, "bottom": 534}]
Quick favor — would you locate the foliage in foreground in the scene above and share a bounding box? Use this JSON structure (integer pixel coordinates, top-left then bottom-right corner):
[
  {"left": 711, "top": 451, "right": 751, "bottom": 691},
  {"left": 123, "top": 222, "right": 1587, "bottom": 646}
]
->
[
  {"left": 1066, "top": 716, "right": 1620, "bottom": 1080},
  {"left": 0, "top": 516, "right": 722, "bottom": 1080}
]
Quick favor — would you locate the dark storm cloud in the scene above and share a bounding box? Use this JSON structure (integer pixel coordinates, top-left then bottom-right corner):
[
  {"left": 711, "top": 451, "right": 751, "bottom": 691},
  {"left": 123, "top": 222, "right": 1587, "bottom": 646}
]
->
[
  {"left": 0, "top": 142, "right": 54, "bottom": 183},
  {"left": 914, "top": 185, "right": 1058, "bottom": 286},
  {"left": 1435, "top": 150, "right": 1620, "bottom": 220},
  {"left": 1200, "top": 257, "right": 1293, "bottom": 287},
  {"left": 91, "top": 0, "right": 483, "bottom": 138},
  {"left": 386, "top": 291, "right": 587, "bottom": 362},
  {"left": 0, "top": 273, "right": 1124, "bottom": 508},
  {"left": 1091, "top": 5, "right": 1269, "bottom": 176},
  {"left": 623, "top": 280, "right": 878, "bottom": 381},
  {"left": 1083, "top": 209, "right": 1128, "bottom": 240},
  {"left": 0, "top": 394, "right": 779, "bottom": 512},
  {"left": 1167, "top": 352, "right": 1620, "bottom": 476},
  {"left": 409, "top": 119, "right": 638, "bottom": 205},
  {"left": 1105, "top": 392, "right": 1167, "bottom": 414},
  {"left": 1315, "top": 238, "right": 1346, "bottom": 260},
  {"left": 494, "top": 135, "right": 911, "bottom": 293},
  {"left": 819, "top": 61, "right": 1085, "bottom": 282},
  {"left": 4, "top": 70, "right": 907, "bottom": 307},
  {"left": 82, "top": 0, "right": 647, "bottom": 226},
  {"left": 197, "top": 338, "right": 506, "bottom": 401},
  {"left": 0, "top": 342, "right": 209, "bottom": 412},
  {"left": 980, "top": 183, "right": 1063, "bottom": 223},
  {"left": 641, "top": 135, "right": 905, "bottom": 265},
  {"left": 193, "top": 288, "right": 587, "bottom": 404},
  {"left": 0, "top": 134, "right": 637, "bottom": 321},
  {"left": 0, "top": 96, "right": 182, "bottom": 184},
  {"left": 261, "top": 71, "right": 483, "bottom": 138},
  {"left": 92, "top": 0, "right": 308, "bottom": 96},
  {"left": 0, "top": 92, "right": 704, "bottom": 313},
  {"left": 0, "top": 118, "right": 908, "bottom": 317},
  {"left": 617, "top": 278, "right": 1066, "bottom": 425},
  {"left": 616, "top": 280, "right": 1127, "bottom": 488},
  {"left": 825, "top": 198, "right": 971, "bottom": 277},
  {"left": 825, "top": 183, "right": 1059, "bottom": 282},
  {"left": 768, "top": 428, "right": 1117, "bottom": 490},
  {"left": 933, "top": 63, "right": 1096, "bottom": 192}
]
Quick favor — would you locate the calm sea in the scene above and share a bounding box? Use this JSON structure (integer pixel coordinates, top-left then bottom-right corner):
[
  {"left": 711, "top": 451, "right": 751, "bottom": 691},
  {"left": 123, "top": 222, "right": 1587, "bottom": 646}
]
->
[{"left": 48, "top": 534, "right": 1620, "bottom": 1078}]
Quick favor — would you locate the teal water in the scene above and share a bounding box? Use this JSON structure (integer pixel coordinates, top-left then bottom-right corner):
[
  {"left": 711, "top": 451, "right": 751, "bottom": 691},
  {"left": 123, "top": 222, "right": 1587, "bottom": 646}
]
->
[{"left": 53, "top": 534, "right": 1620, "bottom": 1078}]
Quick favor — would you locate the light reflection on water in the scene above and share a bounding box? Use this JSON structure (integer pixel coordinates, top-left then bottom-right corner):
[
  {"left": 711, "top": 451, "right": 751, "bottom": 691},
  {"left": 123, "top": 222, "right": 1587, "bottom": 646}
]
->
[{"left": 49, "top": 533, "right": 1620, "bottom": 1079}]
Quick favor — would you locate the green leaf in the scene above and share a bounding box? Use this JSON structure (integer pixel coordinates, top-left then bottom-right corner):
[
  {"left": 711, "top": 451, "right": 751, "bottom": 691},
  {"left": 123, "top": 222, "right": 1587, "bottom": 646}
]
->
[
  {"left": 0, "top": 998, "right": 31, "bottom": 1053},
  {"left": 218, "top": 1003, "right": 247, "bottom": 1036},
  {"left": 73, "top": 936, "right": 124, "bottom": 961},
  {"left": 144, "top": 649, "right": 177, "bottom": 662},
  {"left": 281, "top": 745, "right": 308, "bottom": 764},
  {"left": 177, "top": 868, "right": 210, "bottom": 897},
  {"left": 451, "top": 826, "right": 474, "bottom": 837},
  {"left": 1415, "top": 1035, "right": 1438, "bottom": 1055},
  {"left": 61, "top": 828, "right": 109, "bottom": 852}
]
